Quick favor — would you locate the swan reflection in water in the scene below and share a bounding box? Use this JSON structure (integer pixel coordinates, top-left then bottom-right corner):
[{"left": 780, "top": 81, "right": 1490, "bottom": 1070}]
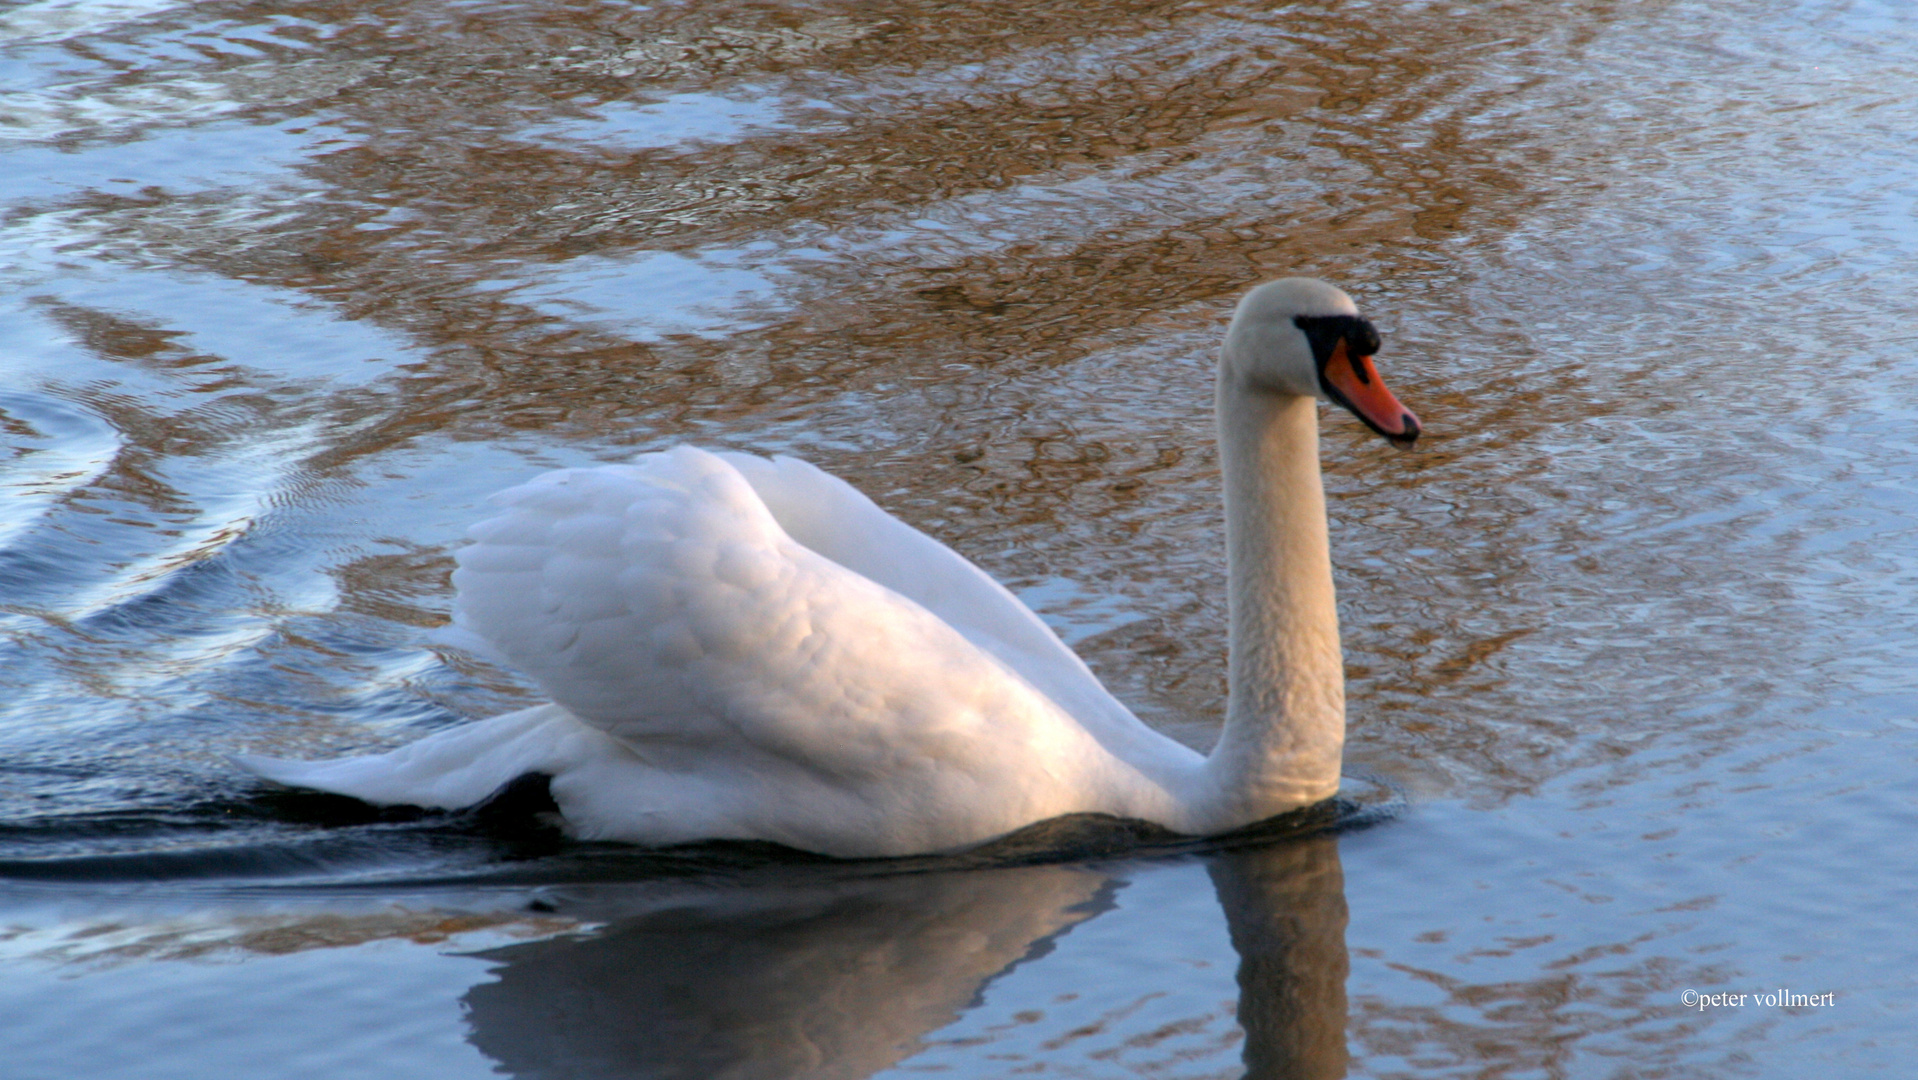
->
[{"left": 461, "top": 832, "right": 1348, "bottom": 1080}]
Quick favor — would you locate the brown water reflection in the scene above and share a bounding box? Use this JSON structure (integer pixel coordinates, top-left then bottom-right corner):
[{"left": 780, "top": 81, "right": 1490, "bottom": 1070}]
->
[{"left": 9, "top": 0, "right": 1695, "bottom": 768}]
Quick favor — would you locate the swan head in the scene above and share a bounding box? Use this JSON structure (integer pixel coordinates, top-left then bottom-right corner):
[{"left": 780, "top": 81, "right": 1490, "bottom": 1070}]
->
[{"left": 1221, "top": 278, "right": 1422, "bottom": 446}]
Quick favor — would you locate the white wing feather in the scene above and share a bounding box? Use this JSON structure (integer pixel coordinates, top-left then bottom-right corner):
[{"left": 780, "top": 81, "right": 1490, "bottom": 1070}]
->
[{"left": 713, "top": 452, "right": 1167, "bottom": 756}]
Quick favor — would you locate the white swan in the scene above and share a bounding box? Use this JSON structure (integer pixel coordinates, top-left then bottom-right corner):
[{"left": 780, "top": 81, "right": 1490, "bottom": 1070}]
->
[{"left": 242, "top": 279, "right": 1421, "bottom": 858}]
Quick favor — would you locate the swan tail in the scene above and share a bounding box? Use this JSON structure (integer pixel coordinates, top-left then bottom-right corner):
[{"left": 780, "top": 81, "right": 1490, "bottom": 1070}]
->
[{"left": 237, "top": 704, "right": 598, "bottom": 810}]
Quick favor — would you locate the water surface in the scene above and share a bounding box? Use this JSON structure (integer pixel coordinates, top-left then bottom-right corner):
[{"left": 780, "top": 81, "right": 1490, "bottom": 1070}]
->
[{"left": 3, "top": 0, "right": 1916, "bottom": 1075}]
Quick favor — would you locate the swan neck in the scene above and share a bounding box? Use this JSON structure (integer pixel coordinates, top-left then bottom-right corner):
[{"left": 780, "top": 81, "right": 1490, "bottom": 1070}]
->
[{"left": 1206, "top": 381, "right": 1345, "bottom": 817}]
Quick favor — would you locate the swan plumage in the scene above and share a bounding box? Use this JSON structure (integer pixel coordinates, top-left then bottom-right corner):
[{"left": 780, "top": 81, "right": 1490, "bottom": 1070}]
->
[{"left": 242, "top": 278, "right": 1420, "bottom": 857}]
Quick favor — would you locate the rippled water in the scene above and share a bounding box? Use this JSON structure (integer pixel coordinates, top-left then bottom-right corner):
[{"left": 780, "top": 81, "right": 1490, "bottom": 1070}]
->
[{"left": 4, "top": 0, "right": 1916, "bottom": 1075}]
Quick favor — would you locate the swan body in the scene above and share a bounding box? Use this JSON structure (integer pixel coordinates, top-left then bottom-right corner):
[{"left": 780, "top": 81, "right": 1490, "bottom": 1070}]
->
[{"left": 243, "top": 279, "right": 1421, "bottom": 857}]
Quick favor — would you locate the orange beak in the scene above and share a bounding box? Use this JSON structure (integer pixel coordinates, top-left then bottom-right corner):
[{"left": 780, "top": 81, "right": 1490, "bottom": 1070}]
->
[{"left": 1321, "top": 339, "right": 1421, "bottom": 447}]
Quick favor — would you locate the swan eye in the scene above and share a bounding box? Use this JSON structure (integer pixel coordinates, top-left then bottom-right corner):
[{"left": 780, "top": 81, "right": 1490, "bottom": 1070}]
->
[
  {"left": 1292, "top": 315, "right": 1382, "bottom": 370},
  {"left": 1349, "top": 317, "right": 1382, "bottom": 358}
]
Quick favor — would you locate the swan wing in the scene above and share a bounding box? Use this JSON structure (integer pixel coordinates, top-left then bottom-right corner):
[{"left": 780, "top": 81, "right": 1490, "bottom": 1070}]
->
[
  {"left": 713, "top": 451, "right": 1154, "bottom": 749},
  {"left": 447, "top": 447, "right": 1110, "bottom": 796}
]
